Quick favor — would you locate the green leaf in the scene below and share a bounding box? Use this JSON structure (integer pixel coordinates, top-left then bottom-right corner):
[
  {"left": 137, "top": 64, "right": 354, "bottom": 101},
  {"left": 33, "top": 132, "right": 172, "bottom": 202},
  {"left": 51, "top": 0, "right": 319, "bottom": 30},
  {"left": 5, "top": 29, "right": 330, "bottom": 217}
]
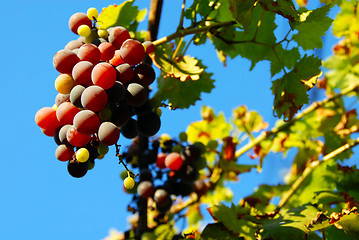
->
[
  {"left": 271, "top": 55, "right": 322, "bottom": 120},
  {"left": 334, "top": 213, "right": 359, "bottom": 239},
  {"left": 201, "top": 223, "right": 243, "bottom": 240},
  {"left": 228, "top": 0, "right": 255, "bottom": 32},
  {"left": 97, "top": 1, "right": 146, "bottom": 30},
  {"left": 259, "top": 0, "right": 299, "bottom": 23},
  {"left": 293, "top": 4, "right": 333, "bottom": 50},
  {"left": 270, "top": 45, "right": 301, "bottom": 77}
]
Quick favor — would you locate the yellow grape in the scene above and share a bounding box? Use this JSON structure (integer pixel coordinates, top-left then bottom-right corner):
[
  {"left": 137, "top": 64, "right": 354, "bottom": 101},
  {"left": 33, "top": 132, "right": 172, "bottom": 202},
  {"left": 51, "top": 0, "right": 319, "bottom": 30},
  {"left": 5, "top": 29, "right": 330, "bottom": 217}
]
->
[
  {"left": 76, "top": 148, "right": 90, "bottom": 162},
  {"left": 124, "top": 176, "right": 135, "bottom": 189},
  {"left": 97, "top": 29, "right": 109, "bottom": 38},
  {"left": 55, "top": 74, "right": 76, "bottom": 94},
  {"left": 77, "top": 24, "right": 91, "bottom": 37},
  {"left": 52, "top": 104, "right": 58, "bottom": 111},
  {"left": 87, "top": 7, "right": 98, "bottom": 20}
]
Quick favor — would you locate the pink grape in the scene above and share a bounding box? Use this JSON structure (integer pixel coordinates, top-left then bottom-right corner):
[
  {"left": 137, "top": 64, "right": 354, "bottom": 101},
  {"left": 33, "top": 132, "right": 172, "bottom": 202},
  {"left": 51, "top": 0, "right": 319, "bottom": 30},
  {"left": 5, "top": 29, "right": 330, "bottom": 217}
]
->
[
  {"left": 68, "top": 12, "right": 92, "bottom": 34},
  {"left": 108, "top": 26, "right": 130, "bottom": 49},
  {"left": 98, "top": 122, "right": 120, "bottom": 146},
  {"left": 73, "top": 110, "right": 100, "bottom": 134},
  {"left": 72, "top": 61, "right": 94, "bottom": 85},
  {"left": 91, "top": 62, "right": 116, "bottom": 89},
  {"left": 165, "top": 152, "right": 183, "bottom": 171},
  {"left": 56, "top": 144, "right": 74, "bottom": 162}
]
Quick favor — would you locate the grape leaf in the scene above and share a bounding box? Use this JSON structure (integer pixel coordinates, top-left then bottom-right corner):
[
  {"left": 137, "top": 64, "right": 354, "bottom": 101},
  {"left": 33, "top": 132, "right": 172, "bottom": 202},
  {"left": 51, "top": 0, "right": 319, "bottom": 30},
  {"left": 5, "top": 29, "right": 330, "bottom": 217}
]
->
[
  {"left": 271, "top": 55, "right": 322, "bottom": 121},
  {"left": 153, "top": 60, "right": 214, "bottom": 109},
  {"left": 232, "top": 105, "right": 269, "bottom": 133},
  {"left": 270, "top": 45, "right": 301, "bottom": 77},
  {"left": 228, "top": 0, "right": 255, "bottom": 32},
  {"left": 293, "top": 4, "right": 333, "bottom": 50},
  {"left": 97, "top": 1, "right": 146, "bottom": 30},
  {"left": 332, "top": 1, "right": 355, "bottom": 37},
  {"left": 259, "top": 0, "right": 299, "bottom": 23},
  {"left": 201, "top": 223, "right": 243, "bottom": 240}
]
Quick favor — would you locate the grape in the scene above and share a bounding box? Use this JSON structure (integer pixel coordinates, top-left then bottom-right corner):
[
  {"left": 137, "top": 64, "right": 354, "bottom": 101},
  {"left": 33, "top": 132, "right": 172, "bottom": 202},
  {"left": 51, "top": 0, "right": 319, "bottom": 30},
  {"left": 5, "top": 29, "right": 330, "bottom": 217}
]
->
[
  {"left": 172, "top": 144, "right": 182, "bottom": 153},
  {"left": 72, "top": 61, "right": 94, "bottom": 85},
  {"left": 35, "top": 107, "right": 61, "bottom": 130},
  {"left": 181, "top": 145, "right": 201, "bottom": 163},
  {"left": 56, "top": 101, "right": 80, "bottom": 125},
  {"left": 108, "top": 26, "right": 130, "bottom": 49},
  {"left": 134, "top": 63, "right": 156, "bottom": 86},
  {"left": 137, "top": 112, "right": 161, "bottom": 137},
  {"left": 98, "top": 121, "right": 120, "bottom": 146},
  {"left": 154, "top": 188, "right": 171, "bottom": 206},
  {"left": 116, "top": 63, "right": 134, "bottom": 84},
  {"left": 174, "top": 181, "right": 194, "bottom": 196},
  {"left": 119, "top": 39, "right": 145, "bottom": 66},
  {"left": 125, "top": 83, "right": 148, "bottom": 107},
  {"left": 55, "top": 93, "right": 70, "bottom": 107},
  {"left": 165, "top": 152, "right": 183, "bottom": 171},
  {"left": 124, "top": 176, "right": 135, "bottom": 189},
  {"left": 98, "top": 42, "right": 115, "bottom": 61},
  {"left": 70, "top": 85, "right": 86, "bottom": 108},
  {"left": 179, "top": 164, "right": 199, "bottom": 182},
  {"left": 55, "top": 144, "right": 74, "bottom": 162},
  {"left": 54, "top": 127, "right": 62, "bottom": 145},
  {"left": 66, "top": 125, "right": 92, "bottom": 147},
  {"left": 142, "top": 41, "right": 155, "bottom": 54},
  {"left": 179, "top": 132, "right": 187, "bottom": 142},
  {"left": 87, "top": 7, "right": 98, "bottom": 20},
  {"left": 105, "top": 81, "right": 125, "bottom": 103},
  {"left": 193, "top": 179, "right": 208, "bottom": 197},
  {"left": 91, "top": 62, "right": 116, "bottom": 89},
  {"left": 206, "top": 139, "right": 218, "bottom": 150},
  {"left": 58, "top": 124, "right": 72, "bottom": 146},
  {"left": 78, "top": 43, "right": 101, "bottom": 65},
  {"left": 133, "top": 100, "right": 152, "bottom": 116},
  {"left": 120, "top": 118, "right": 138, "bottom": 139},
  {"left": 55, "top": 74, "right": 76, "bottom": 94},
  {"left": 111, "top": 102, "right": 131, "bottom": 127},
  {"left": 97, "top": 29, "right": 109, "bottom": 39},
  {"left": 65, "top": 39, "right": 84, "bottom": 50},
  {"left": 87, "top": 159, "right": 95, "bottom": 170},
  {"left": 41, "top": 126, "right": 59, "bottom": 137},
  {"left": 85, "top": 30, "right": 99, "bottom": 44},
  {"left": 73, "top": 109, "right": 100, "bottom": 134},
  {"left": 67, "top": 159, "right": 88, "bottom": 178},
  {"left": 91, "top": 37, "right": 107, "bottom": 47},
  {"left": 137, "top": 181, "right": 154, "bottom": 199},
  {"left": 142, "top": 149, "right": 157, "bottom": 165},
  {"left": 99, "top": 107, "right": 112, "bottom": 121},
  {"left": 139, "top": 169, "right": 153, "bottom": 182},
  {"left": 76, "top": 148, "right": 90, "bottom": 162},
  {"left": 53, "top": 49, "right": 80, "bottom": 74},
  {"left": 77, "top": 24, "right": 91, "bottom": 37},
  {"left": 109, "top": 50, "right": 125, "bottom": 66},
  {"left": 81, "top": 85, "right": 108, "bottom": 112},
  {"left": 68, "top": 12, "right": 92, "bottom": 34},
  {"left": 97, "top": 143, "right": 109, "bottom": 155},
  {"left": 156, "top": 153, "right": 167, "bottom": 169}
]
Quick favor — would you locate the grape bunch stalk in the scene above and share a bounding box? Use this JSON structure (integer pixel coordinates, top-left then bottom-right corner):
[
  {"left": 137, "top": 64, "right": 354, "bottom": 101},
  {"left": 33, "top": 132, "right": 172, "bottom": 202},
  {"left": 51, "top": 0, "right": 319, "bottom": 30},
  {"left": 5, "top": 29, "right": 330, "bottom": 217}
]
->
[{"left": 34, "top": 7, "right": 160, "bottom": 178}]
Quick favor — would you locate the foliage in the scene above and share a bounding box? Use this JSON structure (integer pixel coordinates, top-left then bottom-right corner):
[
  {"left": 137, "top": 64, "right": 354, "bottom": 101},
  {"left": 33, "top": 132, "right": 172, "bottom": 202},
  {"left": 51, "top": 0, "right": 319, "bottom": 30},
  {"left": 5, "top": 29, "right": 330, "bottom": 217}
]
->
[{"left": 42, "top": 0, "right": 359, "bottom": 239}]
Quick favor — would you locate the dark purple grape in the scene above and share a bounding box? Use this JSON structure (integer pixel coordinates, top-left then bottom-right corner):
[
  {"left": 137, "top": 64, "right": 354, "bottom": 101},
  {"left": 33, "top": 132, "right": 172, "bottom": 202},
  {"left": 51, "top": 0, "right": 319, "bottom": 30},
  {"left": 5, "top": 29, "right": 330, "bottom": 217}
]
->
[
  {"left": 181, "top": 145, "right": 201, "bottom": 163},
  {"left": 53, "top": 126, "right": 63, "bottom": 145},
  {"left": 70, "top": 85, "right": 86, "bottom": 108},
  {"left": 137, "top": 181, "right": 154, "bottom": 199},
  {"left": 125, "top": 83, "right": 148, "bottom": 107},
  {"left": 134, "top": 63, "right": 156, "bottom": 86},
  {"left": 110, "top": 102, "right": 131, "bottom": 127},
  {"left": 193, "top": 180, "right": 208, "bottom": 197},
  {"left": 106, "top": 81, "right": 125, "bottom": 103},
  {"left": 120, "top": 118, "right": 138, "bottom": 139},
  {"left": 154, "top": 188, "right": 170, "bottom": 206},
  {"left": 139, "top": 169, "right": 153, "bottom": 182},
  {"left": 132, "top": 100, "right": 152, "bottom": 116},
  {"left": 67, "top": 160, "right": 88, "bottom": 178},
  {"left": 174, "top": 181, "right": 194, "bottom": 196},
  {"left": 137, "top": 112, "right": 161, "bottom": 137},
  {"left": 116, "top": 63, "right": 134, "bottom": 84}
]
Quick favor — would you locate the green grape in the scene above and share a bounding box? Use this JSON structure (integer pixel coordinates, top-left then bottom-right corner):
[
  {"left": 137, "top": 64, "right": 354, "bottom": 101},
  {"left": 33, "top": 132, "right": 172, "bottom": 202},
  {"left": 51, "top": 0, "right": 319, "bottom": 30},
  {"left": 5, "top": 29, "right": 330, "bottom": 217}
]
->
[
  {"left": 172, "top": 144, "right": 182, "bottom": 153},
  {"left": 87, "top": 160, "right": 95, "bottom": 170},
  {"left": 155, "top": 107, "right": 162, "bottom": 117},
  {"left": 98, "top": 29, "right": 109, "bottom": 38},
  {"left": 78, "top": 24, "right": 91, "bottom": 37},
  {"left": 97, "top": 143, "right": 109, "bottom": 155},
  {"left": 206, "top": 139, "right": 219, "bottom": 150},
  {"left": 124, "top": 176, "right": 135, "bottom": 189},
  {"left": 193, "top": 141, "right": 206, "bottom": 153},
  {"left": 179, "top": 131, "right": 187, "bottom": 142},
  {"left": 87, "top": 7, "right": 98, "bottom": 20},
  {"left": 76, "top": 148, "right": 90, "bottom": 162},
  {"left": 99, "top": 107, "right": 112, "bottom": 121},
  {"left": 97, "top": 154, "right": 105, "bottom": 159},
  {"left": 141, "top": 232, "right": 156, "bottom": 240}
]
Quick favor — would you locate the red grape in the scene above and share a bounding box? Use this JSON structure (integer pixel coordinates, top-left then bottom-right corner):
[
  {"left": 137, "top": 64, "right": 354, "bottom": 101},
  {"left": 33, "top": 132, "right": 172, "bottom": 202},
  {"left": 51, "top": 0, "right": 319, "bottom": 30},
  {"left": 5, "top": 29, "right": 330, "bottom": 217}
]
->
[
  {"left": 119, "top": 39, "right": 145, "bottom": 66},
  {"left": 91, "top": 62, "right": 116, "bottom": 89},
  {"left": 66, "top": 125, "right": 92, "bottom": 147},
  {"left": 68, "top": 12, "right": 92, "bottom": 34},
  {"left": 98, "top": 42, "right": 115, "bottom": 61},
  {"left": 77, "top": 44, "right": 101, "bottom": 65},
  {"left": 35, "top": 107, "right": 61, "bottom": 130},
  {"left": 70, "top": 85, "right": 86, "bottom": 108},
  {"left": 156, "top": 153, "right": 167, "bottom": 169},
  {"left": 165, "top": 152, "right": 183, "bottom": 171},
  {"left": 137, "top": 181, "right": 154, "bottom": 199},
  {"left": 143, "top": 41, "right": 155, "bottom": 54},
  {"left": 109, "top": 50, "right": 125, "bottom": 66},
  {"left": 53, "top": 49, "right": 80, "bottom": 74},
  {"left": 55, "top": 93, "right": 70, "bottom": 107},
  {"left": 81, "top": 85, "right": 108, "bottom": 112},
  {"left": 98, "top": 122, "right": 120, "bottom": 146},
  {"left": 134, "top": 63, "right": 156, "bottom": 86},
  {"left": 108, "top": 26, "right": 130, "bottom": 49},
  {"left": 56, "top": 144, "right": 74, "bottom": 162},
  {"left": 73, "top": 110, "right": 100, "bottom": 134},
  {"left": 116, "top": 63, "right": 134, "bottom": 84},
  {"left": 56, "top": 101, "right": 80, "bottom": 125},
  {"left": 72, "top": 61, "right": 94, "bottom": 85}
]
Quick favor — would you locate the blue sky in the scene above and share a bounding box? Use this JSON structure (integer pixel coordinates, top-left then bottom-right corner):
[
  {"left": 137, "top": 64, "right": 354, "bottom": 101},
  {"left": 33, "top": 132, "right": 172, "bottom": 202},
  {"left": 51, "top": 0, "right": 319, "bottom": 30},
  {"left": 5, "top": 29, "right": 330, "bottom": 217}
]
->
[{"left": 0, "top": 1, "right": 339, "bottom": 239}]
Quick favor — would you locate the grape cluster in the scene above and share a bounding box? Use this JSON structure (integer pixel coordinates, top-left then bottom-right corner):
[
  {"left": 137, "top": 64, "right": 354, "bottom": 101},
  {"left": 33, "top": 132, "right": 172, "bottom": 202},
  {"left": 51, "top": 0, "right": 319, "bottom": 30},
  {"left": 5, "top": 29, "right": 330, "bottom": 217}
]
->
[
  {"left": 34, "top": 7, "right": 159, "bottom": 178},
  {"left": 121, "top": 133, "right": 209, "bottom": 218}
]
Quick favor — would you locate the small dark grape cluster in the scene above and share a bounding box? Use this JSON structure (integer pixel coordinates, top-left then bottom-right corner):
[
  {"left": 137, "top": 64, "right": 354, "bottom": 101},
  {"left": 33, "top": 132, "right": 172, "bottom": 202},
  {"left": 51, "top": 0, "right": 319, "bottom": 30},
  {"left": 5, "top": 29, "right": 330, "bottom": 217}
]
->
[
  {"left": 34, "top": 8, "right": 160, "bottom": 178},
  {"left": 121, "top": 133, "right": 209, "bottom": 220}
]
